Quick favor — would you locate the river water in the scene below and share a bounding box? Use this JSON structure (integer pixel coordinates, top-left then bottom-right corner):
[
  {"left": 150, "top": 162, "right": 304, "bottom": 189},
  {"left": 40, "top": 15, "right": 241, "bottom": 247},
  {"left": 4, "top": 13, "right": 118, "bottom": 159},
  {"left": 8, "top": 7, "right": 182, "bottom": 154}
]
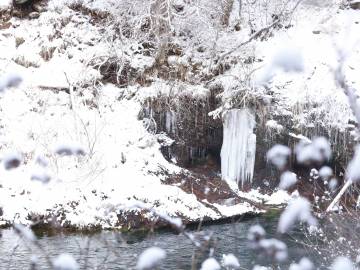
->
[{"left": 0, "top": 214, "right": 324, "bottom": 270}]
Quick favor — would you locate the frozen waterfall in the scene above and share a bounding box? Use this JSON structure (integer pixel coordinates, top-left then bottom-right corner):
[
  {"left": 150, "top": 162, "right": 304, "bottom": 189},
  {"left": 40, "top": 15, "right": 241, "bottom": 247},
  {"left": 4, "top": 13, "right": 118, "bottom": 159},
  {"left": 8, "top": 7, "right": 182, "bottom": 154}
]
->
[{"left": 221, "top": 109, "right": 256, "bottom": 188}]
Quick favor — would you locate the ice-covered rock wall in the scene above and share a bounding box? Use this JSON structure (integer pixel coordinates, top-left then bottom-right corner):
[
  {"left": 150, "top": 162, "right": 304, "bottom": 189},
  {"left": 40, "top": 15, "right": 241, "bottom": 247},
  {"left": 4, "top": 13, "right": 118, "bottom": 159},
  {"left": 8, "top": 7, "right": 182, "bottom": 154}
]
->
[{"left": 221, "top": 109, "right": 256, "bottom": 187}]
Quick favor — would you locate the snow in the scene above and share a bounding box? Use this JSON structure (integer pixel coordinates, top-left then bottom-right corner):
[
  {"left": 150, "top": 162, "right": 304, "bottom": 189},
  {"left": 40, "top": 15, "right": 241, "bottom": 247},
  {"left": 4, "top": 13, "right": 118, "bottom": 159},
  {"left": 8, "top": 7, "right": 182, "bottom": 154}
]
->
[
  {"left": 200, "top": 258, "right": 221, "bottom": 270},
  {"left": 266, "top": 120, "right": 283, "bottom": 132},
  {"left": 258, "top": 238, "right": 288, "bottom": 262},
  {"left": 289, "top": 258, "right": 314, "bottom": 270},
  {"left": 319, "top": 166, "right": 333, "bottom": 180},
  {"left": 253, "top": 266, "right": 270, "bottom": 270},
  {"left": 0, "top": 73, "right": 22, "bottom": 92},
  {"left": 264, "top": 190, "right": 291, "bottom": 205},
  {"left": 13, "top": 223, "right": 36, "bottom": 242},
  {"left": 136, "top": 247, "right": 166, "bottom": 270},
  {"left": 221, "top": 109, "right": 256, "bottom": 187},
  {"left": 0, "top": 0, "right": 11, "bottom": 10},
  {"left": 295, "top": 137, "right": 331, "bottom": 165},
  {"left": 248, "top": 224, "right": 266, "bottom": 248},
  {"left": 222, "top": 253, "right": 240, "bottom": 269},
  {"left": 53, "top": 254, "right": 79, "bottom": 270},
  {"left": 256, "top": 44, "right": 304, "bottom": 85},
  {"left": 266, "top": 145, "right": 291, "bottom": 170},
  {"left": 279, "top": 171, "right": 297, "bottom": 190},
  {"left": 278, "top": 197, "right": 317, "bottom": 233},
  {"left": 271, "top": 45, "right": 304, "bottom": 73},
  {"left": 328, "top": 178, "right": 338, "bottom": 191},
  {"left": 331, "top": 257, "right": 354, "bottom": 270}
]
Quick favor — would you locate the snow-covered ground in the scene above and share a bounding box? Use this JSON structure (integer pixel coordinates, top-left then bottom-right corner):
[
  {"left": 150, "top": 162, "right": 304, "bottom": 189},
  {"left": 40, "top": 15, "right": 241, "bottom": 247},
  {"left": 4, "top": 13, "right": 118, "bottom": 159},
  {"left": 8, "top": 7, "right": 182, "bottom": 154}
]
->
[
  {"left": 0, "top": 80, "right": 285, "bottom": 228},
  {"left": 0, "top": 0, "right": 358, "bottom": 229}
]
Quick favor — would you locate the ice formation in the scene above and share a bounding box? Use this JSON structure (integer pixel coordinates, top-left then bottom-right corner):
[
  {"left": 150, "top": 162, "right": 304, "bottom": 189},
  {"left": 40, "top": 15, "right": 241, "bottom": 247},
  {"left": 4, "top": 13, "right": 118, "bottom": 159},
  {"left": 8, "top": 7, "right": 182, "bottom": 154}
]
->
[{"left": 221, "top": 109, "right": 256, "bottom": 188}]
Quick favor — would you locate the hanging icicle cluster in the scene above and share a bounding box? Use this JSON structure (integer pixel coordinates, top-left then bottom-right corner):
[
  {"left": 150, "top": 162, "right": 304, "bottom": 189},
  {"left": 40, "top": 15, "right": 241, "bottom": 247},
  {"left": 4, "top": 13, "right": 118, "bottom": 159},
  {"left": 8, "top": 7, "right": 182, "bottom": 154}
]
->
[{"left": 221, "top": 109, "right": 256, "bottom": 187}]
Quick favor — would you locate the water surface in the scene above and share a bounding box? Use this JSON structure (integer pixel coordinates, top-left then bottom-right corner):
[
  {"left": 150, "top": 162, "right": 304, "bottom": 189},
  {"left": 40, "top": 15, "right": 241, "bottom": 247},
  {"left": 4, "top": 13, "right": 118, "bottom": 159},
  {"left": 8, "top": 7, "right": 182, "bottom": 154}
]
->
[{"left": 0, "top": 214, "right": 323, "bottom": 269}]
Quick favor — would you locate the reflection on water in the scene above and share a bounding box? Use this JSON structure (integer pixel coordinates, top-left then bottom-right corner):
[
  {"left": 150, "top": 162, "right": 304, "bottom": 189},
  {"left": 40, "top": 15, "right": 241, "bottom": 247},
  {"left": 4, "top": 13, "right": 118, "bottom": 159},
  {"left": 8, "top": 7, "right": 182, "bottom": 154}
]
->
[{"left": 0, "top": 214, "right": 323, "bottom": 269}]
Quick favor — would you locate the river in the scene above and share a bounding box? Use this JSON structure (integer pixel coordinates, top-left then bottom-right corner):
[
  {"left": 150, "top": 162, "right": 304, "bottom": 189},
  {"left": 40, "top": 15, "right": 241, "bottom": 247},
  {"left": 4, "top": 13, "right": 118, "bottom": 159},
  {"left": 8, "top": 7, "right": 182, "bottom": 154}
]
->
[{"left": 0, "top": 213, "right": 324, "bottom": 269}]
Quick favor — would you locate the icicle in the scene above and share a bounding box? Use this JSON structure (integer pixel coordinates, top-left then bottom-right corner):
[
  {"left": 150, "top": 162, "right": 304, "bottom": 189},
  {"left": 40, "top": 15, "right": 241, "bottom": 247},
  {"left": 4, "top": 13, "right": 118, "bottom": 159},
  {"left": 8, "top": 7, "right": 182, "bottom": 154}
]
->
[
  {"left": 221, "top": 108, "right": 257, "bottom": 188},
  {"left": 165, "top": 111, "right": 176, "bottom": 134},
  {"left": 165, "top": 111, "right": 172, "bottom": 133}
]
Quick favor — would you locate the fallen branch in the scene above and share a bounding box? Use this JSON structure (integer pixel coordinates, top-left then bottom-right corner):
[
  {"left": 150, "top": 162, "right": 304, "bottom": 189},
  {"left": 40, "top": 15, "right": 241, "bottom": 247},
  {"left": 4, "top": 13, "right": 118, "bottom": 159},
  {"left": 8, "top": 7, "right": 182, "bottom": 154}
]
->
[{"left": 326, "top": 180, "right": 352, "bottom": 212}]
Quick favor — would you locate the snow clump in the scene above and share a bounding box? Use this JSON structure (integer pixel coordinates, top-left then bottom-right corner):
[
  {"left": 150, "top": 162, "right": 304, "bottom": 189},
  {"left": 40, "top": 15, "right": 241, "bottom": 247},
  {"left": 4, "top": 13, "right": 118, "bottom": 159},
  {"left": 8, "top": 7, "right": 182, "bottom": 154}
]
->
[
  {"left": 279, "top": 171, "right": 297, "bottom": 190},
  {"left": 200, "top": 258, "right": 221, "bottom": 270},
  {"left": 248, "top": 224, "right": 266, "bottom": 248},
  {"left": 296, "top": 137, "right": 331, "bottom": 165},
  {"left": 258, "top": 238, "right": 288, "bottom": 262},
  {"left": 289, "top": 257, "right": 314, "bottom": 270},
  {"left": 13, "top": 224, "right": 36, "bottom": 242},
  {"left": 136, "top": 247, "right": 166, "bottom": 270},
  {"left": 53, "top": 254, "right": 79, "bottom": 270},
  {"left": 222, "top": 253, "right": 240, "bottom": 269},
  {"left": 331, "top": 257, "right": 354, "bottom": 270},
  {"left": 266, "top": 144, "right": 291, "bottom": 170},
  {"left": 278, "top": 197, "right": 317, "bottom": 233}
]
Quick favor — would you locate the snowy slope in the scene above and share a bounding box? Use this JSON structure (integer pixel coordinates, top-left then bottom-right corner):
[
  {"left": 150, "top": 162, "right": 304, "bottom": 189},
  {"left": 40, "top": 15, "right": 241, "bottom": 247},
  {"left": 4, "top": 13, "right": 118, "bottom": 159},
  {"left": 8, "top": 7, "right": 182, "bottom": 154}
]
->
[{"left": 0, "top": 1, "right": 287, "bottom": 229}]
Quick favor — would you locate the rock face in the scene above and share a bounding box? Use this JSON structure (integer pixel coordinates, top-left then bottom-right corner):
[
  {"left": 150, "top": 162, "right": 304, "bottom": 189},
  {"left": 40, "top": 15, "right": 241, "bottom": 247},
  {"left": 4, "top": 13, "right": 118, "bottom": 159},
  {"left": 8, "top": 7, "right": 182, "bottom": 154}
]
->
[{"left": 143, "top": 82, "right": 355, "bottom": 192}]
